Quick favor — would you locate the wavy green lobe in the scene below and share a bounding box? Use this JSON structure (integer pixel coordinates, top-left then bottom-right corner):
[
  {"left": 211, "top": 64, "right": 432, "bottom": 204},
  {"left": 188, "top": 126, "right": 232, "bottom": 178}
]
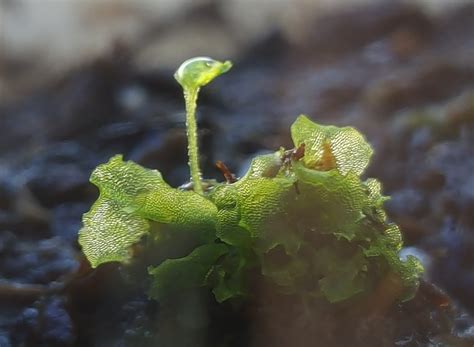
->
[{"left": 79, "top": 155, "right": 217, "bottom": 268}]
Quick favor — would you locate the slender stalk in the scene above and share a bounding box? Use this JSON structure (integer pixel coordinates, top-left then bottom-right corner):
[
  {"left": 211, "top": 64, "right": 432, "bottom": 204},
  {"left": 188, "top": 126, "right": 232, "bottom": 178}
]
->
[
  {"left": 184, "top": 87, "right": 203, "bottom": 194},
  {"left": 174, "top": 57, "right": 232, "bottom": 194}
]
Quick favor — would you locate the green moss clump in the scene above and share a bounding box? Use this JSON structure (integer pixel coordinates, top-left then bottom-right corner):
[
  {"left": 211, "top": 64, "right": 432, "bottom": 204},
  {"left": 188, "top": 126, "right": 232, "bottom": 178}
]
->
[{"left": 78, "top": 57, "right": 423, "bottom": 306}]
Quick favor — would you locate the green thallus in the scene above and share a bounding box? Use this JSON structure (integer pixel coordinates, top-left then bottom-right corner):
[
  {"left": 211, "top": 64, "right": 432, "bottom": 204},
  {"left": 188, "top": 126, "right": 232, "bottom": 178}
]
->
[
  {"left": 79, "top": 56, "right": 423, "bottom": 307},
  {"left": 174, "top": 57, "right": 232, "bottom": 194}
]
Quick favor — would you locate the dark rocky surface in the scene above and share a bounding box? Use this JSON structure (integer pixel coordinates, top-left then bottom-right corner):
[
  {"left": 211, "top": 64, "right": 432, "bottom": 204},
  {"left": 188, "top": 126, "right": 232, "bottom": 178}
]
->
[{"left": 0, "top": 2, "right": 473, "bottom": 346}]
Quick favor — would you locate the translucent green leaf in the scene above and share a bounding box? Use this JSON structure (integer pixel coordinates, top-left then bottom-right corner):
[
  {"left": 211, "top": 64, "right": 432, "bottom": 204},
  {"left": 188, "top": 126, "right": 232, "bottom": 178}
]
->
[
  {"left": 239, "top": 152, "right": 282, "bottom": 180},
  {"left": 79, "top": 155, "right": 217, "bottom": 268},
  {"left": 211, "top": 250, "right": 254, "bottom": 302},
  {"left": 135, "top": 188, "right": 217, "bottom": 232},
  {"left": 236, "top": 177, "right": 305, "bottom": 256},
  {"left": 398, "top": 255, "right": 424, "bottom": 301},
  {"left": 292, "top": 162, "right": 369, "bottom": 240},
  {"left": 148, "top": 243, "right": 228, "bottom": 301},
  {"left": 319, "top": 272, "right": 366, "bottom": 303},
  {"left": 363, "top": 178, "right": 389, "bottom": 222},
  {"left": 291, "top": 115, "right": 373, "bottom": 175},
  {"left": 384, "top": 224, "right": 403, "bottom": 250},
  {"left": 261, "top": 247, "right": 308, "bottom": 290},
  {"left": 209, "top": 185, "right": 252, "bottom": 248},
  {"left": 314, "top": 247, "right": 368, "bottom": 302},
  {"left": 216, "top": 209, "right": 253, "bottom": 248},
  {"left": 363, "top": 231, "right": 423, "bottom": 301},
  {"left": 235, "top": 177, "right": 294, "bottom": 239},
  {"left": 89, "top": 154, "right": 164, "bottom": 206},
  {"left": 90, "top": 155, "right": 217, "bottom": 228},
  {"left": 79, "top": 197, "right": 150, "bottom": 268},
  {"left": 365, "top": 178, "right": 385, "bottom": 205}
]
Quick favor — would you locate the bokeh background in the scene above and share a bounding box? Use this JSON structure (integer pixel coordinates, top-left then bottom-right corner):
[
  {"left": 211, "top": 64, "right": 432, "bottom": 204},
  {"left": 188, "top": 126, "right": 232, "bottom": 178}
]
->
[{"left": 1, "top": 0, "right": 474, "bottom": 346}]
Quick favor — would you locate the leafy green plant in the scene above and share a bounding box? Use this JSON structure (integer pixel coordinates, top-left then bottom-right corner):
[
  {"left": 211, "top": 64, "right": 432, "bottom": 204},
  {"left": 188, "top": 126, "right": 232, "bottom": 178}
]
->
[{"left": 78, "top": 57, "right": 423, "bottom": 306}]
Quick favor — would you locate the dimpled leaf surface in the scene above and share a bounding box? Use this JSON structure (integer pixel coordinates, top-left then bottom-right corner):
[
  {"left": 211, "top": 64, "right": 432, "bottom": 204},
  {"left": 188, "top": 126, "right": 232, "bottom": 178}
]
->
[
  {"left": 239, "top": 152, "right": 282, "bottom": 179},
  {"left": 363, "top": 228, "right": 423, "bottom": 301},
  {"left": 79, "top": 197, "right": 150, "bottom": 268},
  {"left": 236, "top": 177, "right": 294, "bottom": 239},
  {"left": 206, "top": 116, "right": 424, "bottom": 301},
  {"left": 79, "top": 155, "right": 217, "bottom": 268},
  {"left": 291, "top": 115, "right": 373, "bottom": 175},
  {"left": 291, "top": 163, "right": 369, "bottom": 240}
]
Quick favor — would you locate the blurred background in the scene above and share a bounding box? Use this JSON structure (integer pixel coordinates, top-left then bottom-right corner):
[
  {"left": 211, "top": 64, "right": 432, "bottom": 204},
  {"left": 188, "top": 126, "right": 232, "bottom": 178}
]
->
[{"left": 1, "top": 0, "right": 474, "bottom": 346}]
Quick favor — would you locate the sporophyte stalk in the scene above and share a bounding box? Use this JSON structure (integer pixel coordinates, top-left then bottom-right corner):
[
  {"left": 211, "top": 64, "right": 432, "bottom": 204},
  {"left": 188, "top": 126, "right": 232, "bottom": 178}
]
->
[{"left": 174, "top": 57, "right": 232, "bottom": 194}]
